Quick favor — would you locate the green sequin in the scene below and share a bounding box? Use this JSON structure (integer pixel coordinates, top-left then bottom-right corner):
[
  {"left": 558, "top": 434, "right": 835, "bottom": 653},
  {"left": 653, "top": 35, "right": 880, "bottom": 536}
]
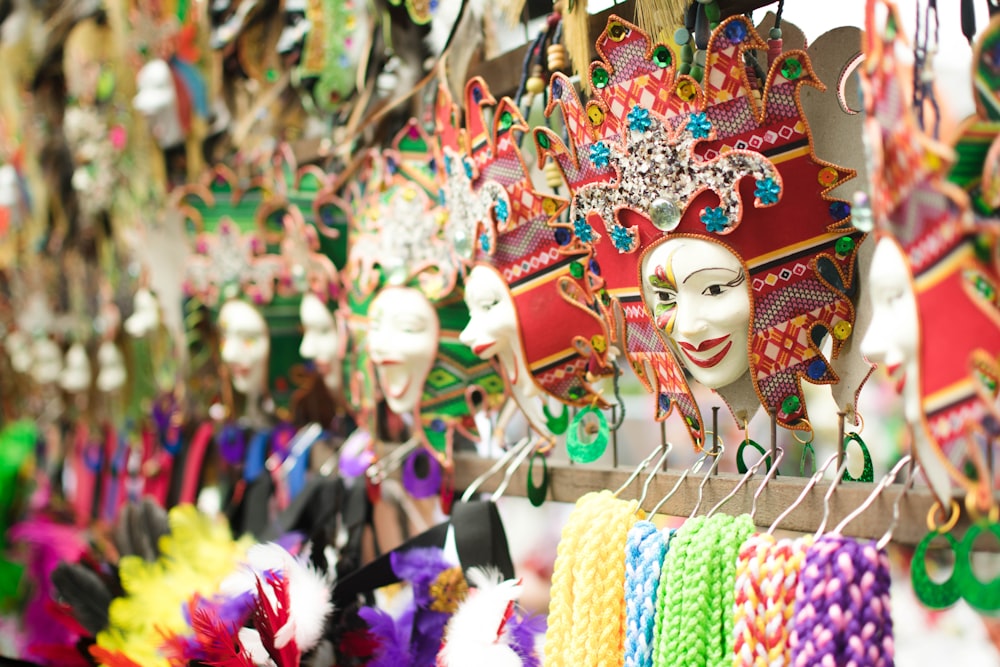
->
[
  {"left": 652, "top": 45, "right": 672, "bottom": 68},
  {"left": 592, "top": 67, "right": 610, "bottom": 88},
  {"left": 781, "top": 57, "right": 803, "bottom": 80}
]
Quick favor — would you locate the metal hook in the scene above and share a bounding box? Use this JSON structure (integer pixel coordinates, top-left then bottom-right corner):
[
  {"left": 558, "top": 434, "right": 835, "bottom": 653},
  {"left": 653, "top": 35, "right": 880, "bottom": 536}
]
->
[
  {"left": 491, "top": 437, "right": 537, "bottom": 501},
  {"left": 813, "top": 456, "right": 854, "bottom": 539},
  {"left": 877, "top": 462, "right": 920, "bottom": 549},
  {"left": 689, "top": 444, "right": 726, "bottom": 518},
  {"left": 461, "top": 436, "right": 533, "bottom": 503},
  {"left": 366, "top": 437, "right": 420, "bottom": 484},
  {"left": 635, "top": 442, "right": 675, "bottom": 513},
  {"left": 613, "top": 441, "right": 670, "bottom": 497},
  {"left": 768, "top": 453, "right": 839, "bottom": 535},
  {"left": 750, "top": 446, "right": 786, "bottom": 521},
  {"left": 707, "top": 446, "right": 782, "bottom": 518},
  {"left": 648, "top": 450, "right": 711, "bottom": 517},
  {"left": 833, "top": 455, "right": 913, "bottom": 536}
]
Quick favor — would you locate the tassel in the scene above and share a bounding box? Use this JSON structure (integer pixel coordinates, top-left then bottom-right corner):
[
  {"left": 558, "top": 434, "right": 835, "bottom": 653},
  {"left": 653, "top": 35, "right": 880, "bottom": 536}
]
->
[
  {"left": 561, "top": 0, "right": 593, "bottom": 92},
  {"left": 635, "top": 0, "right": 688, "bottom": 39}
]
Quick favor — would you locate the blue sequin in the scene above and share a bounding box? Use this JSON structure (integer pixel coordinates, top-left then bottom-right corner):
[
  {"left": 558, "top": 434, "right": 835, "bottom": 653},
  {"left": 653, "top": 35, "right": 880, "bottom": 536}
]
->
[
  {"left": 700, "top": 207, "right": 729, "bottom": 233},
  {"left": 589, "top": 141, "right": 611, "bottom": 168},
  {"left": 610, "top": 224, "right": 633, "bottom": 251},
  {"left": 807, "top": 359, "right": 827, "bottom": 380},
  {"left": 724, "top": 20, "right": 748, "bottom": 43},
  {"left": 754, "top": 177, "right": 781, "bottom": 205},
  {"left": 627, "top": 106, "right": 652, "bottom": 133},
  {"left": 480, "top": 233, "right": 490, "bottom": 252},
  {"left": 574, "top": 218, "right": 594, "bottom": 242},
  {"left": 686, "top": 112, "right": 712, "bottom": 139},
  {"left": 554, "top": 228, "right": 572, "bottom": 246},
  {"left": 495, "top": 198, "right": 509, "bottom": 222}
]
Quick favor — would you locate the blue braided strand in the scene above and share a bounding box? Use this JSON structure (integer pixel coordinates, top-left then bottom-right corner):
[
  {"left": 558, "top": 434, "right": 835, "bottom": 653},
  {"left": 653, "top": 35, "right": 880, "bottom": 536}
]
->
[{"left": 624, "top": 521, "right": 670, "bottom": 667}]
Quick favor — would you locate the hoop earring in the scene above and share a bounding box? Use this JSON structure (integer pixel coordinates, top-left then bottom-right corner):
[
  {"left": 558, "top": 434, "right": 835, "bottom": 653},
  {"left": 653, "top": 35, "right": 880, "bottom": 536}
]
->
[
  {"left": 911, "top": 500, "right": 963, "bottom": 609},
  {"left": 526, "top": 451, "right": 549, "bottom": 507},
  {"left": 736, "top": 439, "right": 776, "bottom": 475},
  {"left": 955, "top": 499, "right": 1000, "bottom": 613},
  {"left": 566, "top": 405, "right": 609, "bottom": 463},
  {"left": 544, "top": 403, "right": 570, "bottom": 435},
  {"left": 401, "top": 448, "right": 442, "bottom": 499},
  {"left": 840, "top": 432, "right": 874, "bottom": 483}
]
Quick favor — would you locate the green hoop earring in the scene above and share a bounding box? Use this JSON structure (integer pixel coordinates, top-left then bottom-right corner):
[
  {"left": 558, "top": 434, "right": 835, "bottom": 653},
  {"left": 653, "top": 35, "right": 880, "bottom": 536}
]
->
[
  {"left": 841, "top": 432, "right": 875, "bottom": 483},
  {"left": 544, "top": 404, "right": 570, "bottom": 435},
  {"left": 566, "top": 406, "right": 609, "bottom": 463},
  {"left": 955, "top": 519, "right": 1000, "bottom": 613},
  {"left": 736, "top": 439, "right": 776, "bottom": 475},
  {"left": 800, "top": 441, "right": 816, "bottom": 477},
  {"left": 526, "top": 451, "right": 549, "bottom": 507},
  {"left": 911, "top": 501, "right": 963, "bottom": 610}
]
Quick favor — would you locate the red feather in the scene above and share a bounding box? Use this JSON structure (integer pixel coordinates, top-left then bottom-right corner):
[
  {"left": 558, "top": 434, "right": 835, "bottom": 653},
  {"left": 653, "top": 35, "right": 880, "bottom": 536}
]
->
[
  {"left": 253, "top": 572, "right": 301, "bottom": 667},
  {"left": 160, "top": 596, "right": 254, "bottom": 667},
  {"left": 88, "top": 646, "right": 145, "bottom": 667}
]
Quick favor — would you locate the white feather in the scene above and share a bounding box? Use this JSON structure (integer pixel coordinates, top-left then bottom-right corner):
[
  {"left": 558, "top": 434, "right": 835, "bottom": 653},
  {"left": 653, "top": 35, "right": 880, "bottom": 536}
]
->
[{"left": 438, "top": 567, "right": 525, "bottom": 667}]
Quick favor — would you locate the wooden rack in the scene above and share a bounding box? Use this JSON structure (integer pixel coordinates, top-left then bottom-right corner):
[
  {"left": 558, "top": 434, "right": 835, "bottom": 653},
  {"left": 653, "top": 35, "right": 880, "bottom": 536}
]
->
[{"left": 446, "top": 450, "right": 998, "bottom": 551}]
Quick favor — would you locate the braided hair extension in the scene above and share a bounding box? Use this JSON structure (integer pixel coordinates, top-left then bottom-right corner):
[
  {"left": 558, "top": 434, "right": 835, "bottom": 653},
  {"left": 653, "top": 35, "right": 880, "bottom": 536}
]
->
[
  {"left": 788, "top": 535, "right": 894, "bottom": 666},
  {"left": 652, "top": 514, "right": 754, "bottom": 667},
  {"left": 545, "top": 491, "right": 639, "bottom": 667},
  {"left": 732, "top": 534, "right": 810, "bottom": 666},
  {"left": 624, "top": 522, "right": 671, "bottom": 667}
]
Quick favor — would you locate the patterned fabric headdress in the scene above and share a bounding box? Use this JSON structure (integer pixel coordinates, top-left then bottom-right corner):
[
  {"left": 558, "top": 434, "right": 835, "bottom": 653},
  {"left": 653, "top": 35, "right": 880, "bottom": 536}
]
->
[
  {"left": 862, "top": 0, "right": 1000, "bottom": 501},
  {"left": 536, "top": 15, "right": 863, "bottom": 443},
  {"left": 436, "top": 76, "right": 614, "bottom": 427},
  {"left": 346, "top": 123, "right": 503, "bottom": 460}
]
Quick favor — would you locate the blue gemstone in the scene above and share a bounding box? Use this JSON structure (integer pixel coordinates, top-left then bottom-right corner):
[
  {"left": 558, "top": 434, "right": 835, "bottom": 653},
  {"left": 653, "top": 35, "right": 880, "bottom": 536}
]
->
[
  {"left": 431, "top": 419, "right": 446, "bottom": 432},
  {"left": 589, "top": 259, "right": 601, "bottom": 275},
  {"left": 658, "top": 394, "right": 671, "bottom": 412},
  {"left": 724, "top": 21, "right": 748, "bottom": 43},
  {"left": 428, "top": 158, "right": 436, "bottom": 173},
  {"left": 552, "top": 78, "right": 563, "bottom": 97},
  {"left": 807, "top": 359, "right": 827, "bottom": 380},
  {"left": 386, "top": 157, "right": 397, "bottom": 174},
  {"left": 472, "top": 87, "right": 483, "bottom": 103},
  {"left": 554, "top": 228, "right": 572, "bottom": 246},
  {"left": 829, "top": 201, "right": 850, "bottom": 219}
]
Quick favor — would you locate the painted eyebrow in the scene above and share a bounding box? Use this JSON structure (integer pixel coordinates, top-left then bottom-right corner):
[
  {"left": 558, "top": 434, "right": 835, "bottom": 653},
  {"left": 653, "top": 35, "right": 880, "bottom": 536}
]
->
[{"left": 681, "top": 266, "right": 741, "bottom": 285}]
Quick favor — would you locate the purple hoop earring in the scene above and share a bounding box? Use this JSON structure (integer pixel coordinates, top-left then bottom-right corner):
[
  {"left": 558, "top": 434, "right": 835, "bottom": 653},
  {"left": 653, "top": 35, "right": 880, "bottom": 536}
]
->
[{"left": 402, "top": 448, "right": 442, "bottom": 499}]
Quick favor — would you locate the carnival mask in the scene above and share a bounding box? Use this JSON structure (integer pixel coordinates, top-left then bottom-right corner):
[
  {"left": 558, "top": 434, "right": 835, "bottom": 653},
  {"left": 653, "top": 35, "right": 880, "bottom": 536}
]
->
[
  {"left": 459, "top": 265, "right": 519, "bottom": 380},
  {"left": 96, "top": 340, "right": 127, "bottom": 393},
  {"left": 133, "top": 59, "right": 184, "bottom": 149},
  {"left": 124, "top": 288, "right": 161, "bottom": 338},
  {"left": 60, "top": 343, "right": 92, "bottom": 394},
  {"left": 299, "top": 291, "right": 342, "bottom": 392},
  {"left": 368, "top": 286, "right": 439, "bottom": 415},
  {"left": 219, "top": 298, "right": 270, "bottom": 397},
  {"left": 31, "top": 338, "right": 63, "bottom": 386}
]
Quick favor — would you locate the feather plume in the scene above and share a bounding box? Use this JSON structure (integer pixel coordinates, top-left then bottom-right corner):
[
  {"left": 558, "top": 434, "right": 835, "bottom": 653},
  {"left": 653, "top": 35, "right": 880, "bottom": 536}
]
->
[
  {"left": 437, "top": 568, "right": 540, "bottom": 667},
  {"left": 88, "top": 645, "right": 146, "bottom": 667},
  {"left": 114, "top": 499, "right": 170, "bottom": 561},
  {"left": 51, "top": 563, "right": 113, "bottom": 636},
  {"left": 252, "top": 571, "right": 300, "bottom": 667},
  {"left": 160, "top": 594, "right": 254, "bottom": 667},
  {"left": 356, "top": 606, "right": 412, "bottom": 667}
]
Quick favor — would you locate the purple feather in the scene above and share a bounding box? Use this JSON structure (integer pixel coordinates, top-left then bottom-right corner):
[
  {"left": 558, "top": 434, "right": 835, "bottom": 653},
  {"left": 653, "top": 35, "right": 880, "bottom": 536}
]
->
[
  {"left": 389, "top": 547, "right": 452, "bottom": 608},
  {"left": 506, "top": 613, "right": 545, "bottom": 667},
  {"left": 357, "top": 606, "right": 412, "bottom": 667}
]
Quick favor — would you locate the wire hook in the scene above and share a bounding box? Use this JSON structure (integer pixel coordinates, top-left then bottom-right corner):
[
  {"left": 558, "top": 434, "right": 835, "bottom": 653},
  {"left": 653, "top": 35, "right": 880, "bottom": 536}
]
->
[
  {"left": 690, "top": 444, "right": 726, "bottom": 518},
  {"left": 750, "top": 446, "right": 786, "bottom": 521},
  {"left": 707, "top": 446, "right": 782, "bottom": 518},
  {"left": 833, "top": 455, "right": 913, "bottom": 536},
  {"left": 460, "top": 436, "right": 532, "bottom": 503},
  {"left": 813, "top": 456, "right": 854, "bottom": 539},
  {"left": 635, "top": 442, "right": 675, "bottom": 513},
  {"left": 767, "top": 453, "right": 839, "bottom": 536}
]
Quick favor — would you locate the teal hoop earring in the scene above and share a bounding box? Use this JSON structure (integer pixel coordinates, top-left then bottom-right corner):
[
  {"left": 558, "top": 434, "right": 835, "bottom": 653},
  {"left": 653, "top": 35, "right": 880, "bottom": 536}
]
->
[
  {"left": 544, "top": 404, "right": 570, "bottom": 435},
  {"left": 526, "top": 451, "right": 549, "bottom": 507},
  {"left": 955, "top": 501, "right": 1000, "bottom": 613},
  {"left": 911, "top": 500, "right": 963, "bottom": 610},
  {"left": 841, "top": 432, "right": 874, "bottom": 483},
  {"left": 566, "top": 406, "right": 609, "bottom": 463}
]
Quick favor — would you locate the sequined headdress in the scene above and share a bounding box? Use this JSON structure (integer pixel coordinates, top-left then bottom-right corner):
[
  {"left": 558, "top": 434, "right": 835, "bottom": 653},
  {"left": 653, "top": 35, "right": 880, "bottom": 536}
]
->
[
  {"left": 346, "top": 124, "right": 503, "bottom": 458},
  {"left": 536, "top": 15, "right": 863, "bottom": 442},
  {"left": 436, "top": 77, "right": 613, "bottom": 421},
  {"left": 862, "top": 0, "right": 1000, "bottom": 500}
]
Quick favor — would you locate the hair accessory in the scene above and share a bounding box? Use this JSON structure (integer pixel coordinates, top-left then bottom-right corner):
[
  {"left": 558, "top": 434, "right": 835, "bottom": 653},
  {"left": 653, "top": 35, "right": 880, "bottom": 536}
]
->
[
  {"left": 732, "top": 534, "right": 809, "bottom": 667},
  {"left": 545, "top": 491, "right": 640, "bottom": 666},
  {"left": 652, "top": 513, "right": 755, "bottom": 667},
  {"left": 788, "top": 535, "right": 894, "bottom": 667},
  {"left": 623, "top": 521, "right": 669, "bottom": 667},
  {"left": 537, "top": 15, "right": 865, "bottom": 443}
]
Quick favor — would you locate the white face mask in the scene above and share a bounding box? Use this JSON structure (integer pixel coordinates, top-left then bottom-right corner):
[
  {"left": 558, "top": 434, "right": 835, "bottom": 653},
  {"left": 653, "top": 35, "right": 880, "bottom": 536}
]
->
[
  {"left": 219, "top": 299, "right": 270, "bottom": 398},
  {"left": 4, "top": 330, "right": 32, "bottom": 374},
  {"left": 642, "top": 237, "right": 751, "bottom": 390},
  {"left": 861, "top": 237, "right": 921, "bottom": 422},
  {"left": 60, "top": 343, "right": 92, "bottom": 394},
  {"left": 124, "top": 288, "right": 161, "bottom": 338},
  {"left": 460, "top": 264, "right": 520, "bottom": 370},
  {"left": 0, "top": 164, "right": 18, "bottom": 208},
  {"left": 368, "top": 286, "right": 439, "bottom": 415},
  {"left": 299, "top": 292, "right": 342, "bottom": 392},
  {"left": 31, "top": 338, "right": 63, "bottom": 385},
  {"left": 133, "top": 59, "right": 184, "bottom": 149},
  {"left": 96, "top": 340, "right": 127, "bottom": 393}
]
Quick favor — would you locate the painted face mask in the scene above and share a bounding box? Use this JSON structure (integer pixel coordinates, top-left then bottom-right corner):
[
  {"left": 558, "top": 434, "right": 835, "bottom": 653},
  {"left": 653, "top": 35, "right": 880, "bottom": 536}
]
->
[
  {"left": 435, "top": 77, "right": 614, "bottom": 443},
  {"left": 859, "top": 0, "right": 1000, "bottom": 504},
  {"left": 536, "top": 15, "right": 865, "bottom": 447},
  {"left": 346, "top": 122, "right": 504, "bottom": 469}
]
